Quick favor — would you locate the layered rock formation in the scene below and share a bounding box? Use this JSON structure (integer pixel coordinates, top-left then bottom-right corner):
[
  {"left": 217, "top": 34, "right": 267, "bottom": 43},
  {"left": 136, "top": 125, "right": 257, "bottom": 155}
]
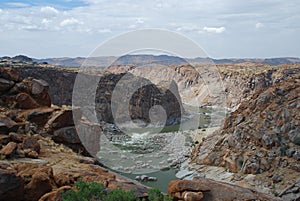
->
[
  {"left": 191, "top": 73, "right": 300, "bottom": 199},
  {"left": 17, "top": 67, "right": 183, "bottom": 126},
  {"left": 109, "top": 62, "right": 300, "bottom": 110}
]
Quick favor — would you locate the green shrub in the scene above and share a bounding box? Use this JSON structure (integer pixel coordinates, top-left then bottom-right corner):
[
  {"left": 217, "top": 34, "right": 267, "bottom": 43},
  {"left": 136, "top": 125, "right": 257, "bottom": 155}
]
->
[
  {"left": 62, "top": 179, "right": 105, "bottom": 201},
  {"left": 62, "top": 180, "right": 173, "bottom": 201},
  {"left": 102, "top": 188, "right": 135, "bottom": 201},
  {"left": 148, "top": 188, "right": 173, "bottom": 201}
]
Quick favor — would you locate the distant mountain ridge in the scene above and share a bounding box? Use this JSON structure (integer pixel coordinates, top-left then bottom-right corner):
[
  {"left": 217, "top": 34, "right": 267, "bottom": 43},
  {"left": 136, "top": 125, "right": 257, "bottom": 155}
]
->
[
  {"left": 37, "top": 55, "right": 300, "bottom": 67},
  {"left": 1, "top": 54, "right": 300, "bottom": 67}
]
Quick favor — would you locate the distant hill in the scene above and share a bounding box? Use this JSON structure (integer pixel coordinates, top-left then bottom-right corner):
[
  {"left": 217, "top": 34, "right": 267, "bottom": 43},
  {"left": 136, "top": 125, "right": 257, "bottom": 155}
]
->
[
  {"left": 37, "top": 55, "right": 300, "bottom": 67},
  {"left": 1, "top": 54, "right": 300, "bottom": 67}
]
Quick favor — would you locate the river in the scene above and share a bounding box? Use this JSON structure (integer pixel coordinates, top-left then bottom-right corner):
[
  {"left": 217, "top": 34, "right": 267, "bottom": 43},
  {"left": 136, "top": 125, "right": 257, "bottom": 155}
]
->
[{"left": 97, "top": 105, "right": 226, "bottom": 192}]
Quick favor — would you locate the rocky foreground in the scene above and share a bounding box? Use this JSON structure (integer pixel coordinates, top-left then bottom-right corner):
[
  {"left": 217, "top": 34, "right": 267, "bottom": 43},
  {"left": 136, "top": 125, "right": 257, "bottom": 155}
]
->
[{"left": 1, "top": 58, "right": 299, "bottom": 201}]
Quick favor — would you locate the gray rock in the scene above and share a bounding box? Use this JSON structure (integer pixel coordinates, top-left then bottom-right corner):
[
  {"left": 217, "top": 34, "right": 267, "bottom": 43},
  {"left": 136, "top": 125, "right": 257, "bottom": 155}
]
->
[
  {"left": 293, "top": 151, "right": 300, "bottom": 161},
  {"left": 262, "top": 134, "right": 274, "bottom": 148},
  {"left": 31, "top": 79, "right": 49, "bottom": 95},
  {"left": 53, "top": 126, "right": 80, "bottom": 144},
  {"left": 148, "top": 177, "right": 157, "bottom": 181},
  {"left": 140, "top": 175, "right": 148, "bottom": 181},
  {"left": 286, "top": 149, "right": 295, "bottom": 157},
  {"left": 0, "top": 78, "right": 14, "bottom": 92},
  {"left": 272, "top": 174, "right": 283, "bottom": 183}
]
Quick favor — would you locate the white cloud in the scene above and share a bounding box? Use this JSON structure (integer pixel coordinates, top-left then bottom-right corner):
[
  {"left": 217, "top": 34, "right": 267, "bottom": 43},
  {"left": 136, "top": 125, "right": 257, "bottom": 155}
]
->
[
  {"left": 136, "top": 18, "right": 144, "bottom": 24},
  {"left": 256, "top": 22, "right": 264, "bottom": 29},
  {"left": 60, "top": 18, "right": 83, "bottom": 26},
  {"left": 41, "top": 19, "right": 52, "bottom": 25},
  {"left": 176, "top": 25, "right": 201, "bottom": 32},
  {"left": 6, "top": 2, "right": 29, "bottom": 7},
  {"left": 40, "top": 6, "right": 59, "bottom": 15},
  {"left": 98, "top": 28, "right": 111, "bottom": 33},
  {"left": 128, "top": 24, "right": 136, "bottom": 29},
  {"left": 203, "top": 26, "right": 226, "bottom": 34}
]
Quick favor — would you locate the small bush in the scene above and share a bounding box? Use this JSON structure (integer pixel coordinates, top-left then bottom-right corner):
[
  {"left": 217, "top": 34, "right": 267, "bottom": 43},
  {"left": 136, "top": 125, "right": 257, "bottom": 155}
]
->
[
  {"left": 62, "top": 180, "right": 173, "bottom": 201},
  {"left": 62, "top": 179, "right": 105, "bottom": 201},
  {"left": 148, "top": 188, "right": 173, "bottom": 201},
  {"left": 102, "top": 188, "right": 135, "bottom": 201}
]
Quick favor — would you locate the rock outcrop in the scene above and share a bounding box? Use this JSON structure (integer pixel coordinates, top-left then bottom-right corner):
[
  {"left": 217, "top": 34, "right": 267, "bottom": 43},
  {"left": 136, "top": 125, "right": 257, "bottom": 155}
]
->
[
  {"left": 0, "top": 67, "right": 149, "bottom": 201},
  {"left": 109, "top": 62, "right": 300, "bottom": 110},
  {"left": 168, "top": 178, "right": 282, "bottom": 201},
  {"left": 0, "top": 67, "right": 51, "bottom": 109},
  {"left": 18, "top": 67, "right": 183, "bottom": 126},
  {"left": 191, "top": 73, "right": 300, "bottom": 199}
]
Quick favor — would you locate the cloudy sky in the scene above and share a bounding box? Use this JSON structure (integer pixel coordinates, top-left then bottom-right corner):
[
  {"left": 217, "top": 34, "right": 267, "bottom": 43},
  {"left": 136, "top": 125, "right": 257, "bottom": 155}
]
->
[{"left": 0, "top": 0, "right": 299, "bottom": 58}]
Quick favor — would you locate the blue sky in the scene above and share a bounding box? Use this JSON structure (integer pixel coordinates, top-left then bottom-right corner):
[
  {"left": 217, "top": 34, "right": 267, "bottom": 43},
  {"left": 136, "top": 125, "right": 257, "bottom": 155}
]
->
[
  {"left": 0, "top": 0, "right": 299, "bottom": 58},
  {"left": 0, "top": 0, "right": 87, "bottom": 9}
]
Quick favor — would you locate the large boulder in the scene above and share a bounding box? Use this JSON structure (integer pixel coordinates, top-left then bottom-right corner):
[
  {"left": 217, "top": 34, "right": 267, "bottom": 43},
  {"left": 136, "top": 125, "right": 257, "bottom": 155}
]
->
[
  {"left": 45, "top": 108, "right": 79, "bottom": 133},
  {"left": 24, "top": 172, "right": 52, "bottom": 201},
  {"left": 16, "top": 92, "right": 40, "bottom": 109},
  {"left": 0, "top": 67, "right": 20, "bottom": 82},
  {"left": 0, "top": 78, "right": 14, "bottom": 92},
  {"left": 0, "top": 68, "right": 51, "bottom": 109},
  {"left": 23, "top": 108, "right": 55, "bottom": 128},
  {"left": 15, "top": 164, "right": 56, "bottom": 201},
  {"left": 0, "top": 142, "right": 17, "bottom": 157},
  {"left": 168, "top": 178, "right": 282, "bottom": 201},
  {"left": 0, "top": 169, "right": 24, "bottom": 201},
  {"left": 0, "top": 115, "right": 19, "bottom": 134},
  {"left": 53, "top": 126, "right": 80, "bottom": 144},
  {"left": 168, "top": 180, "right": 210, "bottom": 200}
]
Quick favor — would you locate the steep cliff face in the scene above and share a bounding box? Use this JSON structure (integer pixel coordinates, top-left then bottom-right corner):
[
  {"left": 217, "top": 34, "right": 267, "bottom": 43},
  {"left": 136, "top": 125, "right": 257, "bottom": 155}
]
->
[
  {"left": 17, "top": 63, "right": 300, "bottom": 112},
  {"left": 16, "top": 67, "right": 77, "bottom": 106},
  {"left": 191, "top": 73, "right": 300, "bottom": 176},
  {"left": 94, "top": 73, "right": 182, "bottom": 125},
  {"left": 109, "top": 63, "right": 300, "bottom": 110},
  {"left": 220, "top": 64, "right": 300, "bottom": 110},
  {"left": 16, "top": 67, "right": 182, "bottom": 126}
]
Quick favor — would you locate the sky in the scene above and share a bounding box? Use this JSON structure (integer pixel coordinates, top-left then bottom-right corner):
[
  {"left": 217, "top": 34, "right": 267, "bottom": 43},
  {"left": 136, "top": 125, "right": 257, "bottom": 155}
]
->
[{"left": 0, "top": 0, "right": 299, "bottom": 59}]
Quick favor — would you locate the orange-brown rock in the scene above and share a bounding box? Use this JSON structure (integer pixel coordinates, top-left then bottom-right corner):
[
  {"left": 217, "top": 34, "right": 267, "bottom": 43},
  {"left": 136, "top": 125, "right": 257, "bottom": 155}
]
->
[
  {"left": 16, "top": 92, "right": 40, "bottom": 109},
  {"left": 15, "top": 164, "right": 56, "bottom": 201},
  {"left": 182, "top": 191, "right": 203, "bottom": 201},
  {"left": 45, "top": 108, "right": 80, "bottom": 133},
  {"left": 24, "top": 172, "right": 53, "bottom": 201},
  {"left": 0, "top": 141, "right": 17, "bottom": 157},
  {"left": 38, "top": 186, "right": 71, "bottom": 201},
  {"left": 25, "top": 150, "right": 39, "bottom": 159},
  {"left": 22, "top": 136, "right": 41, "bottom": 153},
  {"left": 0, "top": 67, "right": 20, "bottom": 82},
  {"left": 168, "top": 180, "right": 210, "bottom": 197},
  {"left": 168, "top": 178, "right": 282, "bottom": 201},
  {"left": 54, "top": 173, "right": 74, "bottom": 187}
]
